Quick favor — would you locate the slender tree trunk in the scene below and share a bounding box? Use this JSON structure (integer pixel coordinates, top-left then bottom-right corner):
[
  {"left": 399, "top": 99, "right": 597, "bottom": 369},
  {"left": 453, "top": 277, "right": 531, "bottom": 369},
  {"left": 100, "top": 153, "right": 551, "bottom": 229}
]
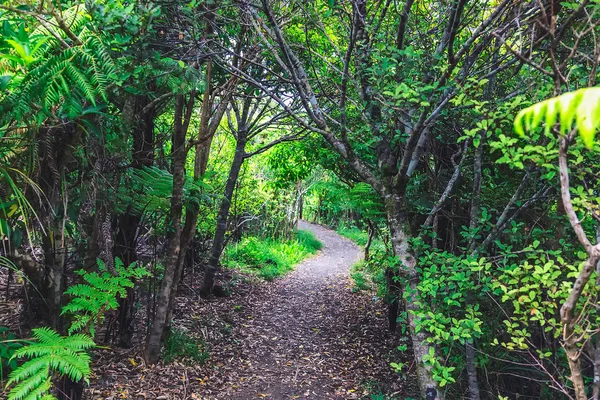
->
[
  {"left": 201, "top": 134, "right": 247, "bottom": 296},
  {"left": 386, "top": 192, "right": 443, "bottom": 400},
  {"left": 558, "top": 138, "right": 600, "bottom": 399},
  {"left": 465, "top": 340, "right": 480, "bottom": 400},
  {"left": 465, "top": 131, "right": 484, "bottom": 400},
  {"left": 364, "top": 219, "right": 374, "bottom": 261},
  {"left": 144, "top": 95, "right": 187, "bottom": 365},
  {"left": 592, "top": 337, "right": 600, "bottom": 400}
]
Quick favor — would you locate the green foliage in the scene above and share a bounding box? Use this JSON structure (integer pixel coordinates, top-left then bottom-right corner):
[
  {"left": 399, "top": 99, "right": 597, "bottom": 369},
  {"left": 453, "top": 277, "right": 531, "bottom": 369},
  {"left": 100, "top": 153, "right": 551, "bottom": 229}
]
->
[
  {"left": 491, "top": 246, "right": 584, "bottom": 351},
  {"left": 4, "top": 256, "right": 149, "bottom": 400},
  {"left": 62, "top": 258, "right": 150, "bottom": 336},
  {"left": 295, "top": 229, "right": 323, "bottom": 252},
  {"left": 337, "top": 225, "right": 370, "bottom": 246},
  {"left": 350, "top": 271, "right": 370, "bottom": 292},
  {"left": 116, "top": 166, "right": 212, "bottom": 216},
  {"left": 162, "top": 328, "right": 209, "bottom": 365},
  {"left": 223, "top": 230, "right": 322, "bottom": 280},
  {"left": 5, "top": 327, "right": 94, "bottom": 400},
  {"left": 514, "top": 87, "right": 600, "bottom": 148},
  {"left": 305, "top": 178, "right": 385, "bottom": 228},
  {"left": 338, "top": 225, "right": 388, "bottom": 293},
  {"left": 0, "top": 10, "right": 115, "bottom": 124},
  {"left": 0, "top": 327, "right": 21, "bottom": 382}
]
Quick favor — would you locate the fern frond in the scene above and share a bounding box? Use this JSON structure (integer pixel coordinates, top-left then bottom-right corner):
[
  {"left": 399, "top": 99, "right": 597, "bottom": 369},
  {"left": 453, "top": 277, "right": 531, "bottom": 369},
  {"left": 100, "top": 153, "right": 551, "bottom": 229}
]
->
[
  {"left": 7, "top": 368, "right": 51, "bottom": 400},
  {"left": 0, "top": 19, "right": 114, "bottom": 126},
  {"left": 29, "top": 327, "right": 62, "bottom": 345},
  {"left": 21, "top": 378, "right": 54, "bottom": 400},
  {"left": 63, "top": 334, "right": 95, "bottom": 351},
  {"left": 6, "top": 328, "right": 94, "bottom": 400},
  {"left": 515, "top": 87, "right": 600, "bottom": 148},
  {"left": 7, "top": 359, "right": 49, "bottom": 385},
  {"left": 62, "top": 259, "right": 148, "bottom": 336}
]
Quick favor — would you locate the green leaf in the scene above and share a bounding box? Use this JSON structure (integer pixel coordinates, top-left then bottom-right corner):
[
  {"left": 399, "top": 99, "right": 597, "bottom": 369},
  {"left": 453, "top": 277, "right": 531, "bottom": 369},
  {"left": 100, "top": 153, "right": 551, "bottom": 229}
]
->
[
  {"left": 515, "top": 87, "right": 600, "bottom": 148},
  {"left": 576, "top": 89, "right": 600, "bottom": 148}
]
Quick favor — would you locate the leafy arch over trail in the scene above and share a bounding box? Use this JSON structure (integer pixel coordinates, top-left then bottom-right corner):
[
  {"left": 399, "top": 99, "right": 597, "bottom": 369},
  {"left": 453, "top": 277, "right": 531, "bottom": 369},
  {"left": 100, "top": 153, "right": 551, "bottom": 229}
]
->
[{"left": 1, "top": 0, "right": 600, "bottom": 399}]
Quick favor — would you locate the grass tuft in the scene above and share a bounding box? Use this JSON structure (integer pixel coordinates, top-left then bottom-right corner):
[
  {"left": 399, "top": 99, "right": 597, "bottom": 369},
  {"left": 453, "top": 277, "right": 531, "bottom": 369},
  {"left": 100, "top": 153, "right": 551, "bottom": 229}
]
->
[
  {"left": 337, "top": 225, "right": 370, "bottom": 246},
  {"left": 162, "top": 328, "right": 209, "bottom": 365},
  {"left": 223, "top": 230, "right": 322, "bottom": 280}
]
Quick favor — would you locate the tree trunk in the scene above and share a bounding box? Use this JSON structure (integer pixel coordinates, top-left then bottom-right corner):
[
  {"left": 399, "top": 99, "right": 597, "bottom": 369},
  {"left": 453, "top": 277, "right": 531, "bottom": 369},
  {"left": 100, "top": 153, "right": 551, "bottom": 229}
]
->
[
  {"left": 201, "top": 134, "right": 247, "bottom": 296},
  {"left": 144, "top": 95, "right": 187, "bottom": 365},
  {"left": 114, "top": 94, "right": 155, "bottom": 347},
  {"left": 364, "top": 219, "right": 374, "bottom": 261},
  {"left": 32, "top": 126, "right": 76, "bottom": 329},
  {"left": 465, "top": 340, "right": 480, "bottom": 400},
  {"left": 386, "top": 193, "right": 443, "bottom": 400}
]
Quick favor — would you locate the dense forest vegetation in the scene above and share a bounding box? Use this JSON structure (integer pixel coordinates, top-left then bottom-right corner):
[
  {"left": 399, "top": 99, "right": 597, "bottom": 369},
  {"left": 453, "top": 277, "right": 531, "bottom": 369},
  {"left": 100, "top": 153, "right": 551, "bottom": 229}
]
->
[{"left": 1, "top": 0, "right": 600, "bottom": 399}]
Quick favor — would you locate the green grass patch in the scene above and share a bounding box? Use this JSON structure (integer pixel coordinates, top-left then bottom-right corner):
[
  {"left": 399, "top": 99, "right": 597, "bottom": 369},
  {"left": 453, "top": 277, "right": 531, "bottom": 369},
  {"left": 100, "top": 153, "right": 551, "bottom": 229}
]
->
[
  {"left": 337, "top": 225, "right": 389, "bottom": 292},
  {"left": 223, "top": 229, "right": 322, "bottom": 280},
  {"left": 162, "top": 328, "right": 209, "bottom": 365},
  {"left": 337, "top": 225, "right": 370, "bottom": 246}
]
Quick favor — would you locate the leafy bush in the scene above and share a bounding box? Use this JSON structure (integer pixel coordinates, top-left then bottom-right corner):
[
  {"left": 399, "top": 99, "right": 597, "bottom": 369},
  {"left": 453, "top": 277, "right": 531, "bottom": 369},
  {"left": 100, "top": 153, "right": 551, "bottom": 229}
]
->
[
  {"left": 223, "top": 229, "right": 322, "bottom": 280},
  {"left": 162, "top": 328, "right": 209, "bottom": 365},
  {"left": 350, "top": 271, "right": 370, "bottom": 292},
  {"left": 338, "top": 225, "right": 388, "bottom": 293},
  {"left": 296, "top": 229, "right": 323, "bottom": 253}
]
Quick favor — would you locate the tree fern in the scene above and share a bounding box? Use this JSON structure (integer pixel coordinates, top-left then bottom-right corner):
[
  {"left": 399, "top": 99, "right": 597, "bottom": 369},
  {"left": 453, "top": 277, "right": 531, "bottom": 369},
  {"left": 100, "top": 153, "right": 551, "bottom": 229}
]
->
[
  {"left": 514, "top": 87, "right": 600, "bottom": 148},
  {"left": 5, "top": 327, "right": 94, "bottom": 400}
]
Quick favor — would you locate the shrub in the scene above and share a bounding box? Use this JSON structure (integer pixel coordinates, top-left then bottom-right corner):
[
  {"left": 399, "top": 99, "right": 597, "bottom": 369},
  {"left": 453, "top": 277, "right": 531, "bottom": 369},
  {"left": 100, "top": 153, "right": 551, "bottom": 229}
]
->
[
  {"left": 350, "top": 271, "right": 370, "bottom": 292},
  {"left": 296, "top": 229, "right": 323, "bottom": 252}
]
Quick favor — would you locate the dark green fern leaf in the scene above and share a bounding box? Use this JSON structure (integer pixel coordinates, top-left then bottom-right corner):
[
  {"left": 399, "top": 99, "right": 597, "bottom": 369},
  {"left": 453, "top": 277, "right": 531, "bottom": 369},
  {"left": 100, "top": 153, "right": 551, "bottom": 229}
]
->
[{"left": 6, "top": 328, "right": 94, "bottom": 400}]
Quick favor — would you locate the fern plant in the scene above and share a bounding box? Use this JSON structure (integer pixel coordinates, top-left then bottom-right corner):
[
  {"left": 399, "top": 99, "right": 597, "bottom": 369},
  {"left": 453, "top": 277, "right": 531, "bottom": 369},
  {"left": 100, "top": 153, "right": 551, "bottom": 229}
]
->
[
  {"left": 116, "top": 166, "right": 213, "bottom": 215},
  {"left": 62, "top": 258, "right": 150, "bottom": 336},
  {"left": 0, "top": 6, "right": 115, "bottom": 126},
  {"left": 5, "top": 327, "right": 94, "bottom": 400},
  {"left": 514, "top": 87, "right": 600, "bottom": 147},
  {"left": 4, "top": 258, "right": 148, "bottom": 399}
]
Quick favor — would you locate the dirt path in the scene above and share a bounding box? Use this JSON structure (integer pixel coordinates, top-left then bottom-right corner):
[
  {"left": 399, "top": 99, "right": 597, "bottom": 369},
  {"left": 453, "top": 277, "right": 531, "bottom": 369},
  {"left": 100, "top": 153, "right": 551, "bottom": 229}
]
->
[
  {"left": 86, "top": 222, "right": 412, "bottom": 399},
  {"left": 216, "top": 221, "right": 404, "bottom": 399}
]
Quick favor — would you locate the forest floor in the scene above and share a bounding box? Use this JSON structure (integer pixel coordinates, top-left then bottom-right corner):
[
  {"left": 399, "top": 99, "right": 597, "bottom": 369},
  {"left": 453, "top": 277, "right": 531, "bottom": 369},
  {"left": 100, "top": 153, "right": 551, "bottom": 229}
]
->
[{"left": 1, "top": 222, "right": 416, "bottom": 399}]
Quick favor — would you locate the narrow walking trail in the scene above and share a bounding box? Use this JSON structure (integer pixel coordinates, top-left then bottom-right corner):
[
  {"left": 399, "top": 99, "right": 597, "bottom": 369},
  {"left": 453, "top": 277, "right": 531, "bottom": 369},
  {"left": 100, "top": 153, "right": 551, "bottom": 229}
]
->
[
  {"left": 215, "top": 221, "right": 407, "bottom": 399},
  {"left": 87, "top": 222, "right": 413, "bottom": 399}
]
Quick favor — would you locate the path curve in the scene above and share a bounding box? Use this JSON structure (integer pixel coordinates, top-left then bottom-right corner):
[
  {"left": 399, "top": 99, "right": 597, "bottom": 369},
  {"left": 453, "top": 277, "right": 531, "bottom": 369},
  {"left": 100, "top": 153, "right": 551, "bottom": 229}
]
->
[
  {"left": 85, "top": 222, "right": 411, "bottom": 399},
  {"left": 218, "top": 221, "right": 396, "bottom": 399}
]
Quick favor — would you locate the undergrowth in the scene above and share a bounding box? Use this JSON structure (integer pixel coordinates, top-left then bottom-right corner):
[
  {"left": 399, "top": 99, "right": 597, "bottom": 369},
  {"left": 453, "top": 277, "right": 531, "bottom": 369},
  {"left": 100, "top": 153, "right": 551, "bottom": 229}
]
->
[
  {"left": 337, "top": 225, "right": 370, "bottom": 246},
  {"left": 223, "top": 229, "right": 322, "bottom": 280},
  {"left": 337, "top": 225, "right": 387, "bottom": 292},
  {"left": 162, "top": 328, "right": 209, "bottom": 365}
]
